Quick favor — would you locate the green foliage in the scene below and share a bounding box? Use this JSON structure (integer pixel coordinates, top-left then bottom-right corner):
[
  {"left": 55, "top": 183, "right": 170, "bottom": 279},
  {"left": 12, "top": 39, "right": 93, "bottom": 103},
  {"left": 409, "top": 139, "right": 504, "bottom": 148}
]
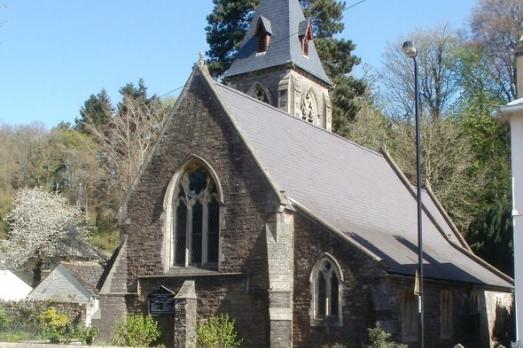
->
[
  {"left": 0, "top": 304, "right": 9, "bottom": 331},
  {"left": 205, "top": 0, "right": 259, "bottom": 77},
  {"left": 112, "top": 314, "right": 161, "bottom": 347},
  {"left": 196, "top": 313, "right": 243, "bottom": 348},
  {"left": 468, "top": 195, "right": 513, "bottom": 276},
  {"left": 367, "top": 327, "right": 407, "bottom": 348},
  {"left": 76, "top": 89, "right": 113, "bottom": 133},
  {"left": 39, "top": 307, "right": 71, "bottom": 342},
  {"left": 0, "top": 303, "right": 95, "bottom": 345},
  {"left": 75, "top": 326, "right": 98, "bottom": 345},
  {"left": 89, "top": 228, "right": 119, "bottom": 252}
]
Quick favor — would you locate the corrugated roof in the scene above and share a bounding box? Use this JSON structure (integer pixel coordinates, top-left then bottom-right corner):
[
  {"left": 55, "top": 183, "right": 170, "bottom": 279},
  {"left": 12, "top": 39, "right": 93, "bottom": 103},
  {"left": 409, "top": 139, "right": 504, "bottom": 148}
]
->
[
  {"left": 224, "top": 0, "right": 332, "bottom": 85},
  {"left": 211, "top": 81, "right": 512, "bottom": 288}
]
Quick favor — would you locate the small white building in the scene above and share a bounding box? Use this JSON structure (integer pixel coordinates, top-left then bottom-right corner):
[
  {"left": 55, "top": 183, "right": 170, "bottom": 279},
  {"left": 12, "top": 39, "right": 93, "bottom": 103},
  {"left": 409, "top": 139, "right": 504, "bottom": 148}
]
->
[
  {"left": 0, "top": 261, "right": 32, "bottom": 302},
  {"left": 28, "top": 261, "right": 104, "bottom": 327},
  {"left": 501, "top": 32, "right": 523, "bottom": 341}
]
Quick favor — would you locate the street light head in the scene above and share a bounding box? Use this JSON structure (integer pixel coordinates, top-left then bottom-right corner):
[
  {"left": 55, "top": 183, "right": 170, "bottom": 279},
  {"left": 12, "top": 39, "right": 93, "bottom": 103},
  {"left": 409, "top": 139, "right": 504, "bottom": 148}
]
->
[{"left": 402, "top": 41, "right": 417, "bottom": 58}]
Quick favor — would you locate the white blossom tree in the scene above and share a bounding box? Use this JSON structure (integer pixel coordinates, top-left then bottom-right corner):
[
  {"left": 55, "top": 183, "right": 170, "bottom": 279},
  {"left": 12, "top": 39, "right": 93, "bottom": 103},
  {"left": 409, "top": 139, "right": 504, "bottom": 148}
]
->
[{"left": 1, "top": 187, "right": 85, "bottom": 286}]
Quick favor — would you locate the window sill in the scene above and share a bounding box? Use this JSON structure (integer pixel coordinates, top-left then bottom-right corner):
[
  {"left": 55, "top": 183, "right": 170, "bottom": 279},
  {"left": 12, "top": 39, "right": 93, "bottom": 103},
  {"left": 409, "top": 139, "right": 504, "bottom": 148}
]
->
[
  {"left": 310, "top": 316, "right": 343, "bottom": 327},
  {"left": 139, "top": 269, "right": 246, "bottom": 279}
]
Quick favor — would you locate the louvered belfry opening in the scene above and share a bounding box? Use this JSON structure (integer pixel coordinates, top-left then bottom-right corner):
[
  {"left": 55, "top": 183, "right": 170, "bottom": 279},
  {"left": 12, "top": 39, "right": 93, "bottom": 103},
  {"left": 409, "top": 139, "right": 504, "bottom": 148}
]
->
[{"left": 256, "top": 17, "right": 272, "bottom": 53}]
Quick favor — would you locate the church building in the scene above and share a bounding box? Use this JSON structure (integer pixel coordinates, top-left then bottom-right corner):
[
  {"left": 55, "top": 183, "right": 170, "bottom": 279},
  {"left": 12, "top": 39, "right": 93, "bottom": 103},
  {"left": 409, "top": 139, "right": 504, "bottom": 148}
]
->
[{"left": 94, "top": 0, "right": 514, "bottom": 347}]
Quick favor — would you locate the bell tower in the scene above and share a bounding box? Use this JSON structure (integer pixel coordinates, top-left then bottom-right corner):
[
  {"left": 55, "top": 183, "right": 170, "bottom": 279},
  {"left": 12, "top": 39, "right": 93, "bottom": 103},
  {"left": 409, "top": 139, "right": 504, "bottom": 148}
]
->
[{"left": 224, "top": 0, "right": 333, "bottom": 131}]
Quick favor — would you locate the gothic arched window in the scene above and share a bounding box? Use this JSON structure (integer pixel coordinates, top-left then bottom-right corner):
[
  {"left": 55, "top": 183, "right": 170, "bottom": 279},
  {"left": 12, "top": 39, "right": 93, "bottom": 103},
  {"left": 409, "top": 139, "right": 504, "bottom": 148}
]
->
[
  {"left": 170, "top": 162, "right": 220, "bottom": 268},
  {"left": 249, "top": 83, "right": 271, "bottom": 104},
  {"left": 311, "top": 255, "right": 343, "bottom": 326},
  {"left": 301, "top": 90, "right": 318, "bottom": 124}
]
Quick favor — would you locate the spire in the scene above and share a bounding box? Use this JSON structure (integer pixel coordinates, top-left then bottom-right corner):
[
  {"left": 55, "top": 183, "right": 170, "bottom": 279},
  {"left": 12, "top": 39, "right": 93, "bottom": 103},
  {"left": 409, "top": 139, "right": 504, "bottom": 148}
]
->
[{"left": 224, "top": 0, "right": 332, "bottom": 85}]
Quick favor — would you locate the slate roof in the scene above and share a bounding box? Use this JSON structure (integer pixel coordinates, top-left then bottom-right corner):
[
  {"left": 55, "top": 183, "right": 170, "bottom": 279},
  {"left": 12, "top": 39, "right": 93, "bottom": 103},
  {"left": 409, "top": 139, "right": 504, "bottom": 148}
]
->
[
  {"left": 209, "top": 79, "right": 512, "bottom": 289},
  {"left": 29, "top": 261, "right": 104, "bottom": 303},
  {"left": 224, "top": 0, "right": 332, "bottom": 85},
  {"left": 61, "top": 261, "right": 104, "bottom": 295}
]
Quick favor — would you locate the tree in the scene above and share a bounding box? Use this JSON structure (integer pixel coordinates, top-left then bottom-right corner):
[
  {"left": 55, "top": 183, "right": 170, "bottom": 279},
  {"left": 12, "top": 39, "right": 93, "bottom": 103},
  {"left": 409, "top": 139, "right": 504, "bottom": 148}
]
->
[
  {"left": 470, "top": 0, "right": 523, "bottom": 102},
  {"left": 451, "top": 42, "right": 512, "bottom": 266},
  {"left": 75, "top": 89, "right": 113, "bottom": 133},
  {"left": 1, "top": 187, "right": 85, "bottom": 286},
  {"left": 380, "top": 26, "right": 460, "bottom": 121},
  {"left": 85, "top": 81, "right": 169, "bottom": 195},
  {"left": 467, "top": 195, "right": 513, "bottom": 276},
  {"left": 205, "top": 0, "right": 258, "bottom": 77},
  {"left": 205, "top": 0, "right": 365, "bottom": 130}
]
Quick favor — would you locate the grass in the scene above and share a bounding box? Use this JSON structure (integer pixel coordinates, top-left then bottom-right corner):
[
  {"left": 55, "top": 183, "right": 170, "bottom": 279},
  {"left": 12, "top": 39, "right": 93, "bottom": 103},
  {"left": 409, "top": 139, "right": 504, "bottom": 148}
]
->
[
  {"left": 0, "top": 330, "right": 45, "bottom": 342},
  {"left": 89, "top": 229, "right": 119, "bottom": 252}
]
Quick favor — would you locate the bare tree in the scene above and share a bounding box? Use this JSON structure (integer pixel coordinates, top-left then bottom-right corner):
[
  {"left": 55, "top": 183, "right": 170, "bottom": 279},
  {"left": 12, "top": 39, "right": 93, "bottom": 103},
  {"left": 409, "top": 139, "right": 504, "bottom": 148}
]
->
[
  {"left": 389, "top": 118, "right": 483, "bottom": 232},
  {"left": 471, "top": 0, "right": 523, "bottom": 101},
  {"left": 380, "top": 25, "right": 460, "bottom": 121},
  {"left": 86, "top": 97, "right": 170, "bottom": 194}
]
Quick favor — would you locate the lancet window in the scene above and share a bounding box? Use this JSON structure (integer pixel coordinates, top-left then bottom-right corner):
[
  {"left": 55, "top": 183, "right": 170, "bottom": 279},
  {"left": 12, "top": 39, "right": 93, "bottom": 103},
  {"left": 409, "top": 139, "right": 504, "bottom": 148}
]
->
[
  {"left": 171, "top": 163, "right": 220, "bottom": 267},
  {"left": 311, "top": 255, "right": 343, "bottom": 325}
]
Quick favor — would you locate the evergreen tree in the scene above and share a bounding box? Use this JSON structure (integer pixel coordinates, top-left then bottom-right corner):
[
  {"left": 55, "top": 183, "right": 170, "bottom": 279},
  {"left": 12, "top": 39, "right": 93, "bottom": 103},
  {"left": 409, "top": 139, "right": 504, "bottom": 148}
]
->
[
  {"left": 205, "top": 0, "right": 365, "bottom": 129},
  {"left": 205, "top": 0, "right": 258, "bottom": 77},
  {"left": 117, "top": 78, "right": 158, "bottom": 116},
  {"left": 75, "top": 89, "right": 113, "bottom": 133},
  {"left": 467, "top": 195, "right": 513, "bottom": 277}
]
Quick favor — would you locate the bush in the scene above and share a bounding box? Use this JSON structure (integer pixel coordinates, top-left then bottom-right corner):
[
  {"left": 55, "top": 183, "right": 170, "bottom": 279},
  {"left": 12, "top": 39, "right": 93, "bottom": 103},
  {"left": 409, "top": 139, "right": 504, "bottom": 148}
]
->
[
  {"left": 196, "top": 313, "right": 242, "bottom": 348},
  {"left": 0, "top": 305, "right": 9, "bottom": 331},
  {"left": 112, "top": 314, "right": 161, "bottom": 347},
  {"left": 368, "top": 327, "right": 407, "bottom": 348},
  {"left": 38, "top": 307, "right": 70, "bottom": 343}
]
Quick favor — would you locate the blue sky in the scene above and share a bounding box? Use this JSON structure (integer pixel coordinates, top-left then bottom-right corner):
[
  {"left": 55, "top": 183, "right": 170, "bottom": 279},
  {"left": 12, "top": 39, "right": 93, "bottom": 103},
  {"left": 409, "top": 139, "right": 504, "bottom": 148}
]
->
[{"left": 0, "top": 0, "right": 476, "bottom": 128}]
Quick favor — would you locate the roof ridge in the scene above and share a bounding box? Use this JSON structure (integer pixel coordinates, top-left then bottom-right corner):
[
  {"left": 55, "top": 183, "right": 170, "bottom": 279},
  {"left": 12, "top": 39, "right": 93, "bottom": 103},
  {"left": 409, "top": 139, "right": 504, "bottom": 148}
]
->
[{"left": 214, "top": 81, "right": 384, "bottom": 158}]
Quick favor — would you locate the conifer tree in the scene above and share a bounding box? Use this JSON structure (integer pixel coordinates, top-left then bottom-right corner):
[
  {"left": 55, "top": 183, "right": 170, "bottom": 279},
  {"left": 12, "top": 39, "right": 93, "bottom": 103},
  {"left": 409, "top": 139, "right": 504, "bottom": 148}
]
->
[
  {"left": 205, "top": 0, "right": 365, "bottom": 129},
  {"left": 75, "top": 89, "right": 113, "bottom": 133}
]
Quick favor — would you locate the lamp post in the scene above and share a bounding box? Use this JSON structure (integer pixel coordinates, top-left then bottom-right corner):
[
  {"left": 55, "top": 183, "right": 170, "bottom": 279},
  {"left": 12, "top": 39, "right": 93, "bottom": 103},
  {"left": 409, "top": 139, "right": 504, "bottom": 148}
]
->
[{"left": 402, "top": 40, "right": 424, "bottom": 348}]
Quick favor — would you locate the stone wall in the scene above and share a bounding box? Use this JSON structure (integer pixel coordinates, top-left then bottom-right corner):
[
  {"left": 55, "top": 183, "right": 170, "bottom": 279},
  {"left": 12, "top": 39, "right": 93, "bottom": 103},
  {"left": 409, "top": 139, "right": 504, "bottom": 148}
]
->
[
  {"left": 136, "top": 274, "right": 268, "bottom": 347},
  {"left": 227, "top": 65, "right": 289, "bottom": 111},
  {"left": 292, "top": 211, "right": 387, "bottom": 347},
  {"left": 387, "top": 277, "right": 514, "bottom": 348},
  {"left": 103, "top": 67, "right": 283, "bottom": 347},
  {"left": 227, "top": 65, "right": 332, "bottom": 130},
  {"left": 0, "top": 300, "right": 85, "bottom": 330}
]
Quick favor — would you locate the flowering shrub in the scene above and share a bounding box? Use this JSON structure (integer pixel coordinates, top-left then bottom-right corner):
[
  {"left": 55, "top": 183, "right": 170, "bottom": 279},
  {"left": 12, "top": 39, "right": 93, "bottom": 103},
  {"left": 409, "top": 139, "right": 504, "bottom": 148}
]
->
[
  {"left": 2, "top": 187, "right": 85, "bottom": 269},
  {"left": 39, "top": 307, "right": 70, "bottom": 343}
]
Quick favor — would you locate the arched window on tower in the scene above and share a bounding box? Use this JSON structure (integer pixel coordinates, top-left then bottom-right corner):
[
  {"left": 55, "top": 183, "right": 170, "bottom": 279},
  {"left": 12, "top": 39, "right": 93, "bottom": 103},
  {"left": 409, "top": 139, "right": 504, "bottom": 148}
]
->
[
  {"left": 168, "top": 161, "right": 221, "bottom": 268},
  {"left": 301, "top": 90, "right": 319, "bottom": 124},
  {"left": 311, "top": 255, "right": 343, "bottom": 326},
  {"left": 249, "top": 83, "right": 271, "bottom": 104}
]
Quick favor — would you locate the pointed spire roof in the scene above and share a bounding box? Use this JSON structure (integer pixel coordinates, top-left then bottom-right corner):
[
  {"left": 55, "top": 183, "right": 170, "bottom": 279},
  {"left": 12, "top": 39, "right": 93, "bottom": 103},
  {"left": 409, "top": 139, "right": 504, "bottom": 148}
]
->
[{"left": 224, "top": 0, "right": 332, "bottom": 85}]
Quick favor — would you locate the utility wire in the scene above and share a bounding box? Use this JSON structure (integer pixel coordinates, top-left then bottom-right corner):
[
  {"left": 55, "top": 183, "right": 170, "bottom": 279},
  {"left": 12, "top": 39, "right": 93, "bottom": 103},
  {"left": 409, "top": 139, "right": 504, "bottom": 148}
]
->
[
  {"left": 159, "top": 85, "right": 185, "bottom": 98},
  {"left": 347, "top": 0, "right": 368, "bottom": 11}
]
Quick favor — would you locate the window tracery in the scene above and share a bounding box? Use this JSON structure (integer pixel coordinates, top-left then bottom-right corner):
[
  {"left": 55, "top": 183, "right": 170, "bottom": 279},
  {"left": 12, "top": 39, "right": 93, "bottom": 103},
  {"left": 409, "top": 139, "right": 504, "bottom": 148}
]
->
[
  {"left": 301, "top": 90, "right": 318, "bottom": 124},
  {"left": 311, "top": 255, "right": 343, "bottom": 325},
  {"left": 171, "top": 163, "right": 220, "bottom": 267},
  {"left": 249, "top": 83, "right": 271, "bottom": 104}
]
